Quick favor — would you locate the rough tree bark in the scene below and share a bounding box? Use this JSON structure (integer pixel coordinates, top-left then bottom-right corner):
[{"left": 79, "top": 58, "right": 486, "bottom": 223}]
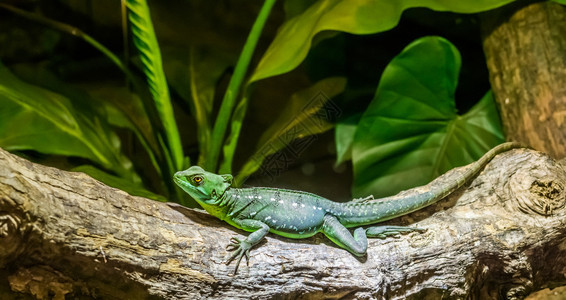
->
[
  {"left": 481, "top": 0, "right": 566, "bottom": 159},
  {"left": 1, "top": 146, "right": 566, "bottom": 299}
]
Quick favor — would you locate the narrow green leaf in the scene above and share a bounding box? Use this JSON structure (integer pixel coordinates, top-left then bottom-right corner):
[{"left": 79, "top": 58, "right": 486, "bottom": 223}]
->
[
  {"left": 351, "top": 37, "right": 504, "bottom": 198},
  {"left": 250, "top": 0, "right": 516, "bottom": 83},
  {"left": 125, "top": 0, "right": 184, "bottom": 171},
  {"left": 219, "top": 92, "right": 250, "bottom": 175},
  {"left": 234, "top": 77, "right": 346, "bottom": 185}
]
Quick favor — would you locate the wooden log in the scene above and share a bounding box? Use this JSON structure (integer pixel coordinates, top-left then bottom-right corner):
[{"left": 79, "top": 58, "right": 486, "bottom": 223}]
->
[
  {"left": 0, "top": 146, "right": 565, "bottom": 299},
  {"left": 481, "top": 1, "right": 566, "bottom": 159}
]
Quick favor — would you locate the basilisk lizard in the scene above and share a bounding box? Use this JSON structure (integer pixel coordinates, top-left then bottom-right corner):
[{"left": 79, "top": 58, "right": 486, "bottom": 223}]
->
[{"left": 173, "top": 142, "right": 523, "bottom": 273}]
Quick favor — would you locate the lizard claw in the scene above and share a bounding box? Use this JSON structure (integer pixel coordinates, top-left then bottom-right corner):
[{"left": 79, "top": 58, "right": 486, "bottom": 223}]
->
[
  {"left": 225, "top": 236, "right": 252, "bottom": 275},
  {"left": 226, "top": 237, "right": 242, "bottom": 250}
]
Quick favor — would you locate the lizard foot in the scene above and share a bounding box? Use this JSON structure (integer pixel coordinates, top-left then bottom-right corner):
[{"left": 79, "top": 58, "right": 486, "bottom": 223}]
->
[{"left": 225, "top": 237, "right": 252, "bottom": 274}]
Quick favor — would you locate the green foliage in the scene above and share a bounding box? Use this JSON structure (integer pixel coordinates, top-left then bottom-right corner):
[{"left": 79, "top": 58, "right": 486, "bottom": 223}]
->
[
  {"left": 163, "top": 47, "right": 231, "bottom": 167},
  {"left": 338, "top": 37, "right": 504, "bottom": 198},
  {"left": 207, "top": 0, "right": 277, "bottom": 172},
  {"left": 250, "top": 0, "right": 515, "bottom": 83},
  {"left": 0, "top": 0, "right": 288, "bottom": 204},
  {"left": 0, "top": 0, "right": 517, "bottom": 203},
  {"left": 0, "top": 64, "right": 140, "bottom": 184}
]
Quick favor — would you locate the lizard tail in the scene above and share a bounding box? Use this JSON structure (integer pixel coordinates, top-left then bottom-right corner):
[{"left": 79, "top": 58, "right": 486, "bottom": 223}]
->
[
  {"left": 336, "top": 142, "right": 527, "bottom": 227},
  {"left": 429, "top": 141, "right": 527, "bottom": 200}
]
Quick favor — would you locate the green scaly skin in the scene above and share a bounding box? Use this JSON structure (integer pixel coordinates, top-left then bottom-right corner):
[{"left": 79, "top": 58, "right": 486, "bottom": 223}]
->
[{"left": 173, "top": 142, "right": 524, "bottom": 273}]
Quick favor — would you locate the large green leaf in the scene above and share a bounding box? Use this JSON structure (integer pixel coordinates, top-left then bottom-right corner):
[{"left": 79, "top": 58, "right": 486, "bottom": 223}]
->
[
  {"left": 351, "top": 36, "right": 504, "bottom": 198},
  {"left": 126, "top": 0, "right": 183, "bottom": 171},
  {"left": 0, "top": 64, "right": 139, "bottom": 182},
  {"left": 250, "top": 0, "right": 515, "bottom": 83},
  {"left": 234, "top": 77, "right": 346, "bottom": 185}
]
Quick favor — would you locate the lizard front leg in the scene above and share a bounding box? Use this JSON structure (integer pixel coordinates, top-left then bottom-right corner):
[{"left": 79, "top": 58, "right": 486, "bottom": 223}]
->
[{"left": 226, "top": 219, "right": 269, "bottom": 274}]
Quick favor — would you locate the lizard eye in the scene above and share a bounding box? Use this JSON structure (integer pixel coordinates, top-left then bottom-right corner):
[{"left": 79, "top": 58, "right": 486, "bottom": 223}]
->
[{"left": 192, "top": 176, "right": 204, "bottom": 185}]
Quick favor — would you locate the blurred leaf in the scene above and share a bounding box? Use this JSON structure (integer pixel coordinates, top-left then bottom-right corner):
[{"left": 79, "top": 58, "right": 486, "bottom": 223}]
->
[
  {"left": 284, "top": 0, "right": 318, "bottom": 20},
  {"left": 0, "top": 3, "right": 126, "bottom": 72},
  {"left": 234, "top": 77, "right": 346, "bottom": 185},
  {"left": 207, "top": 0, "right": 277, "bottom": 172},
  {"left": 0, "top": 63, "right": 139, "bottom": 182},
  {"left": 126, "top": 0, "right": 184, "bottom": 171},
  {"left": 552, "top": 0, "right": 566, "bottom": 4},
  {"left": 11, "top": 63, "right": 162, "bottom": 181},
  {"left": 250, "top": 0, "right": 515, "bottom": 83},
  {"left": 163, "top": 46, "right": 232, "bottom": 166},
  {"left": 73, "top": 165, "right": 167, "bottom": 202},
  {"left": 101, "top": 96, "right": 161, "bottom": 174},
  {"left": 351, "top": 36, "right": 504, "bottom": 198},
  {"left": 335, "top": 113, "right": 361, "bottom": 165}
]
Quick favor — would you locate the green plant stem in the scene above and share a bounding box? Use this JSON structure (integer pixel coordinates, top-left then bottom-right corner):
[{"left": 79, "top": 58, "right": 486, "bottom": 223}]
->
[{"left": 206, "top": 0, "right": 276, "bottom": 171}]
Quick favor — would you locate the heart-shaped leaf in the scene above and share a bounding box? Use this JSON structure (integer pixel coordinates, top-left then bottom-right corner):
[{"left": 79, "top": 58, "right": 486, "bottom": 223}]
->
[{"left": 351, "top": 36, "right": 504, "bottom": 198}]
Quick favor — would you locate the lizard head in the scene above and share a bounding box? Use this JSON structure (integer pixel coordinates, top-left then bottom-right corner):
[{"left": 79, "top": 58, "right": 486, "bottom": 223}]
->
[{"left": 173, "top": 166, "right": 233, "bottom": 207}]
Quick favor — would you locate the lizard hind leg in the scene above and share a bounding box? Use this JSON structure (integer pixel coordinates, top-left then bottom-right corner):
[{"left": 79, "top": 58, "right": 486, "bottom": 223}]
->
[
  {"left": 366, "top": 225, "right": 426, "bottom": 239},
  {"left": 321, "top": 214, "right": 368, "bottom": 256}
]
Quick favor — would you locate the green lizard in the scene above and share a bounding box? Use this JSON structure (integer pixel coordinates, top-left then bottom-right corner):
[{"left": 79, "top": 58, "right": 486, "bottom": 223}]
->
[{"left": 173, "top": 142, "right": 523, "bottom": 273}]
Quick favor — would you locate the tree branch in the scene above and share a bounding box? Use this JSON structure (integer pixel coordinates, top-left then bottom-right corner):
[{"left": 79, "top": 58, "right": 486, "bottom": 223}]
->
[{"left": 1, "top": 147, "right": 565, "bottom": 299}]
